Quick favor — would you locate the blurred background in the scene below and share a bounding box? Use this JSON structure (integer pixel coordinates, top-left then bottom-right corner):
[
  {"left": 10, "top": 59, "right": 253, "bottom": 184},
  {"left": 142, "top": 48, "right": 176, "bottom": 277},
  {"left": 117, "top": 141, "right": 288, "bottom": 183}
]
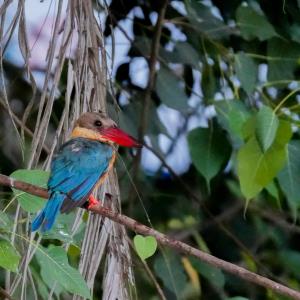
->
[{"left": 1, "top": 0, "right": 300, "bottom": 299}]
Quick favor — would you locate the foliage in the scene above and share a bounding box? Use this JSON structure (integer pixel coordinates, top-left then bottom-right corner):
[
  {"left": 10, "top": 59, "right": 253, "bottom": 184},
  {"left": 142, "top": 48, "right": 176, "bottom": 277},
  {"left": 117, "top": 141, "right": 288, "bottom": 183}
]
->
[
  {"left": 10, "top": 169, "right": 49, "bottom": 212},
  {"left": 1, "top": 0, "right": 300, "bottom": 299},
  {"left": 133, "top": 235, "right": 157, "bottom": 260}
]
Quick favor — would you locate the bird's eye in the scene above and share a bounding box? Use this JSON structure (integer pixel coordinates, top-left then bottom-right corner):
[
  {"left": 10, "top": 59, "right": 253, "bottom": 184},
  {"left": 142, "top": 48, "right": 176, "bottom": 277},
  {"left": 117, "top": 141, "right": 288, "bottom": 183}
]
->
[{"left": 94, "top": 120, "right": 102, "bottom": 127}]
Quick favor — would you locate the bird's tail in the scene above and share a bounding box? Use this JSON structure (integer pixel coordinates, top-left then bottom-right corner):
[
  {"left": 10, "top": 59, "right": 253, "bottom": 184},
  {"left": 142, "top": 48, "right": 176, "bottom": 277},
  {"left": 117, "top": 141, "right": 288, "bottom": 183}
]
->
[{"left": 31, "top": 192, "right": 64, "bottom": 232}]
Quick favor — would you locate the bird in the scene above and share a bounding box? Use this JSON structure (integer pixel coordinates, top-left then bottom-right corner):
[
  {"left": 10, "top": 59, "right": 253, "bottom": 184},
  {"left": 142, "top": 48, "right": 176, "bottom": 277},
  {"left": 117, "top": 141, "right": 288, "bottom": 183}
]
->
[{"left": 31, "top": 111, "right": 141, "bottom": 232}]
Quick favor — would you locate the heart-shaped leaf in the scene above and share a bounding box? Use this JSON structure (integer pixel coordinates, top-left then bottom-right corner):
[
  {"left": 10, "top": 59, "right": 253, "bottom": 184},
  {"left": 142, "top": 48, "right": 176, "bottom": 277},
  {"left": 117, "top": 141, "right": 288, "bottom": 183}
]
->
[
  {"left": 134, "top": 235, "right": 157, "bottom": 260},
  {"left": 238, "top": 120, "right": 292, "bottom": 199},
  {"left": 187, "top": 124, "right": 231, "bottom": 189}
]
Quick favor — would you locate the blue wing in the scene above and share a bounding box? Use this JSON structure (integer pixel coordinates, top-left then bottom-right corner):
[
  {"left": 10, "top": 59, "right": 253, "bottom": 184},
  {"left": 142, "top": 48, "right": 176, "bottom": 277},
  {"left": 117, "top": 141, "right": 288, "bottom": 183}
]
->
[
  {"left": 32, "top": 137, "right": 114, "bottom": 232},
  {"left": 48, "top": 137, "right": 114, "bottom": 212}
]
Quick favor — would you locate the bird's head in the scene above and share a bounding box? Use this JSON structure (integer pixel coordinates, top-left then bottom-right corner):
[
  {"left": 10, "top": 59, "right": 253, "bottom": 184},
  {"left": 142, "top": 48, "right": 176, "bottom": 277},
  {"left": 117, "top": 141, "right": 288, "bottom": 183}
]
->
[{"left": 71, "top": 112, "right": 142, "bottom": 148}]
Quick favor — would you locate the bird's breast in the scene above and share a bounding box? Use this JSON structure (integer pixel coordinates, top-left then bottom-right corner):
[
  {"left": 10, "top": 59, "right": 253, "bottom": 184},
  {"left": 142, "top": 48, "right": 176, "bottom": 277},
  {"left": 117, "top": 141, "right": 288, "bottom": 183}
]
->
[{"left": 95, "top": 152, "right": 116, "bottom": 188}]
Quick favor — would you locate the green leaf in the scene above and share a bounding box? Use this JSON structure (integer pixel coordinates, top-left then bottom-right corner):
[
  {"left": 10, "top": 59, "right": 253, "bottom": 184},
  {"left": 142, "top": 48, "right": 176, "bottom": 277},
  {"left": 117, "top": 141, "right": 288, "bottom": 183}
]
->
[
  {"left": 201, "top": 63, "right": 218, "bottom": 102},
  {"left": 187, "top": 125, "right": 231, "bottom": 188},
  {"left": 186, "top": 1, "right": 230, "bottom": 39},
  {"left": 267, "top": 38, "right": 300, "bottom": 81},
  {"left": 0, "top": 211, "right": 13, "bottom": 231},
  {"left": 10, "top": 169, "right": 49, "bottom": 213},
  {"left": 236, "top": 4, "right": 277, "bottom": 41},
  {"left": 154, "top": 253, "right": 187, "bottom": 296},
  {"left": 31, "top": 266, "right": 50, "bottom": 299},
  {"left": 265, "top": 181, "right": 279, "bottom": 201},
  {"left": 35, "top": 246, "right": 90, "bottom": 298},
  {"left": 237, "top": 138, "right": 275, "bottom": 199},
  {"left": 0, "top": 239, "right": 20, "bottom": 272},
  {"left": 190, "top": 257, "right": 225, "bottom": 288},
  {"left": 280, "top": 250, "right": 300, "bottom": 279},
  {"left": 235, "top": 52, "right": 256, "bottom": 95},
  {"left": 172, "top": 42, "right": 200, "bottom": 68},
  {"left": 237, "top": 121, "right": 292, "bottom": 199},
  {"left": 156, "top": 67, "right": 188, "bottom": 110},
  {"left": 227, "top": 297, "right": 249, "bottom": 300},
  {"left": 277, "top": 141, "right": 300, "bottom": 215},
  {"left": 134, "top": 235, "right": 157, "bottom": 260},
  {"left": 40, "top": 213, "right": 76, "bottom": 243},
  {"left": 215, "top": 100, "right": 251, "bottom": 146},
  {"left": 255, "top": 106, "right": 279, "bottom": 152}
]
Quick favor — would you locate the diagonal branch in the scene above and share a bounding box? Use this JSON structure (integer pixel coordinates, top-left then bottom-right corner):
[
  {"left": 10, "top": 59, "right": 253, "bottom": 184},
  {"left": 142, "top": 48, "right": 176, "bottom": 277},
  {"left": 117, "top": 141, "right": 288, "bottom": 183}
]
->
[{"left": 1, "top": 173, "right": 300, "bottom": 300}]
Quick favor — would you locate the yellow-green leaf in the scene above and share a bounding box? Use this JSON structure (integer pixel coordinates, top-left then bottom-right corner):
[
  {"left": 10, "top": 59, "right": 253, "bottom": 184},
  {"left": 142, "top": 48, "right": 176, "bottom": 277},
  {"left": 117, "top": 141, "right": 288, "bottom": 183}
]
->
[
  {"left": 237, "top": 120, "right": 292, "bottom": 199},
  {"left": 255, "top": 106, "right": 279, "bottom": 152},
  {"left": 134, "top": 235, "right": 157, "bottom": 260},
  {"left": 0, "top": 239, "right": 20, "bottom": 272}
]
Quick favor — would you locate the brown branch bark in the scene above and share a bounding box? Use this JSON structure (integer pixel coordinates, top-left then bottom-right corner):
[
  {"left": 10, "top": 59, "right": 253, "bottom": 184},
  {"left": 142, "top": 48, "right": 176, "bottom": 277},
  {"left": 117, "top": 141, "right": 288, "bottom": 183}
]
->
[{"left": 1, "top": 174, "right": 300, "bottom": 299}]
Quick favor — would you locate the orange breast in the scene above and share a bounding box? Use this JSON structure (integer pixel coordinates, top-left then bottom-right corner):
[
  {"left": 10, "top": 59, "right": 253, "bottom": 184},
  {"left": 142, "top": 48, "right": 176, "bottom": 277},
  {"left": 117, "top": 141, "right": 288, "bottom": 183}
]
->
[{"left": 94, "top": 152, "right": 116, "bottom": 189}]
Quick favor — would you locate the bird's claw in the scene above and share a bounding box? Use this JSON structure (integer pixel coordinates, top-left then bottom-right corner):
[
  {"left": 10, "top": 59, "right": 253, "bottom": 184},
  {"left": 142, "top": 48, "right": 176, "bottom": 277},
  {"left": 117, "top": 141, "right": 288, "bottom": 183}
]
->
[{"left": 87, "top": 195, "right": 101, "bottom": 209}]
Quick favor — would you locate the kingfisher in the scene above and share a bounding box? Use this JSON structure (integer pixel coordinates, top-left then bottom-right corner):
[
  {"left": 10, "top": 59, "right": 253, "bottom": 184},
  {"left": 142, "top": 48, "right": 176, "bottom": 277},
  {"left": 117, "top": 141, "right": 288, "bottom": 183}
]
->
[{"left": 31, "top": 112, "right": 141, "bottom": 232}]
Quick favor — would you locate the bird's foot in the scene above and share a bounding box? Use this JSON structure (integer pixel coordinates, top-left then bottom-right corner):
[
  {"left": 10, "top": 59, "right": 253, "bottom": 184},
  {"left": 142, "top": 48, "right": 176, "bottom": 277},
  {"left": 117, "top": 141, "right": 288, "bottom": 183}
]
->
[{"left": 87, "top": 195, "right": 101, "bottom": 209}]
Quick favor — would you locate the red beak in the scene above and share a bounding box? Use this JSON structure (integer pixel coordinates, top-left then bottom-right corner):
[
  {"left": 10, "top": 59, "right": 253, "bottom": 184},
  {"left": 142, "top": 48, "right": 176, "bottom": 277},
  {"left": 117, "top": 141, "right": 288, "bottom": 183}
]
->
[{"left": 100, "top": 127, "right": 142, "bottom": 148}]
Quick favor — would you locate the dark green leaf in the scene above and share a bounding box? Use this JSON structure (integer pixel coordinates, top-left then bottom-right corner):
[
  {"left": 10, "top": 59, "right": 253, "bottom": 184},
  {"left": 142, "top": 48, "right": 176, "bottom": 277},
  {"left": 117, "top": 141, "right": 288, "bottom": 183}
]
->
[
  {"left": 156, "top": 67, "right": 188, "bottom": 110},
  {"left": 186, "top": 1, "right": 231, "bottom": 39},
  {"left": 235, "top": 52, "right": 256, "bottom": 95},
  {"left": 10, "top": 169, "right": 49, "bottom": 213},
  {"left": 35, "top": 246, "right": 90, "bottom": 298},
  {"left": 234, "top": 52, "right": 257, "bottom": 95},
  {"left": 277, "top": 140, "right": 300, "bottom": 215},
  {"left": 187, "top": 125, "right": 231, "bottom": 187},
  {"left": 201, "top": 63, "right": 218, "bottom": 102},
  {"left": 154, "top": 253, "right": 187, "bottom": 296},
  {"left": 190, "top": 257, "right": 225, "bottom": 288},
  {"left": 255, "top": 106, "right": 279, "bottom": 152},
  {"left": 172, "top": 42, "right": 200, "bottom": 68},
  {"left": 0, "top": 239, "right": 20, "bottom": 272},
  {"left": 268, "top": 38, "right": 300, "bottom": 81},
  {"left": 236, "top": 4, "right": 277, "bottom": 41},
  {"left": 280, "top": 250, "right": 300, "bottom": 279}
]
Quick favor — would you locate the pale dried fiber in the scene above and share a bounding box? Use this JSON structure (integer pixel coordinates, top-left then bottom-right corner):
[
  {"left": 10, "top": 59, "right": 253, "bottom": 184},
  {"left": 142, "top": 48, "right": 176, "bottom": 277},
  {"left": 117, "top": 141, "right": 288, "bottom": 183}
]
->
[{"left": 0, "top": 0, "right": 135, "bottom": 299}]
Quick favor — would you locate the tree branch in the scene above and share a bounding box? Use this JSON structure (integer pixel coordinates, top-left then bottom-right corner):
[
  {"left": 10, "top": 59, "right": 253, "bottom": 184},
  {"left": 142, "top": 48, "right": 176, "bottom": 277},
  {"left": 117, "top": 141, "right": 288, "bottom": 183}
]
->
[
  {"left": 130, "top": 1, "right": 169, "bottom": 201},
  {"left": 1, "top": 174, "right": 300, "bottom": 299}
]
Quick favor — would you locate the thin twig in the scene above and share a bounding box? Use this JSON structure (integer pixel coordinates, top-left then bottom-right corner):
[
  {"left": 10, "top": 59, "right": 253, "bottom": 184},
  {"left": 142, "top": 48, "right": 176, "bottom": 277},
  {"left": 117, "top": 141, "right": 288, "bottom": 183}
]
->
[
  {"left": 1, "top": 174, "right": 300, "bottom": 300},
  {"left": 128, "top": 239, "right": 166, "bottom": 300},
  {"left": 137, "top": 0, "right": 168, "bottom": 141},
  {"left": 130, "top": 0, "right": 169, "bottom": 204}
]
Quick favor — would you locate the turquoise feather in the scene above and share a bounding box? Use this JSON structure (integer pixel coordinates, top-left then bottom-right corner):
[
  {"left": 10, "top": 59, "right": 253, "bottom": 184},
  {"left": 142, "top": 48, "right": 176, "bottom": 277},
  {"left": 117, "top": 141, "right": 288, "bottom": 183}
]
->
[{"left": 32, "top": 137, "right": 114, "bottom": 232}]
